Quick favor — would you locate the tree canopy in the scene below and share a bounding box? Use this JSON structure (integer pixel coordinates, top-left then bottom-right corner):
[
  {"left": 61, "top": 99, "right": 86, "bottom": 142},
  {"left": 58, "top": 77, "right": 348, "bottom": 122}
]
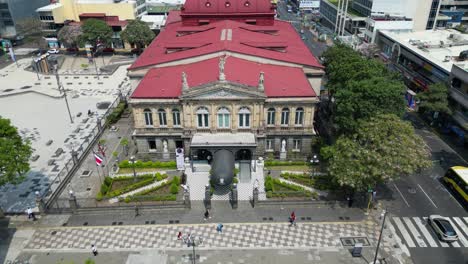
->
[
  {"left": 322, "top": 114, "right": 431, "bottom": 191},
  {"left": 334, "top": 76, "right": 406, "bottom": 133},
  {"left": 15, "top": 18, "right": 46, "bottom": 48},
  {"left": 57, "top": 24, "right": 82, "bottom": 48},
  {"left": 321, "top": 44, "right": 406, "bottom": 134},
  {"left": 120, "top": 19, "right": 155, "bottom": 48},
  {"left": 417, "top": 82, "right": 451, "bottom": 115},
  {"left": 80, "top": 19, "right": 113, "bottom": 48},
  {"left": 0, "top": 117, "right": 33, "bottom": 186}
]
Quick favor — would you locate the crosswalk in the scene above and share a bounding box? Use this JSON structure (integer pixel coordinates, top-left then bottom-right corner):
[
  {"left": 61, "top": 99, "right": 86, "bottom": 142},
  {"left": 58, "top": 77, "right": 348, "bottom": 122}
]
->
[{"left": 391, "top": 216, "right": 468, "bottom": 248}]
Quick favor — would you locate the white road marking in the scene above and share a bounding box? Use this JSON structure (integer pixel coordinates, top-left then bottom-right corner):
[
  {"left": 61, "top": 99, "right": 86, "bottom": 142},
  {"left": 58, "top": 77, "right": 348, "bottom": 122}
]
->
[
  {"left": 448, "top": 218, "right": 468, "bottom": 247},
  {"left": 403, "top": 217, "right": 427, "bottom": 247},
  {"left": 464, "top": 217, "right": 468, "bottom": 225},
  {"left": 424, "top": 217, "right": 449, "bottom": 247},
  {"left": 393, "top": 217, "right": 416, "bottom": 247},
  {"left": 417, "top": 184, "right": 438, "bottom": 208},
  {"left": 413, "top": 217, "right": 438, "bottom": 247},
  {"left": 393, "top": 183, "right": 410, "bottom": 207}
]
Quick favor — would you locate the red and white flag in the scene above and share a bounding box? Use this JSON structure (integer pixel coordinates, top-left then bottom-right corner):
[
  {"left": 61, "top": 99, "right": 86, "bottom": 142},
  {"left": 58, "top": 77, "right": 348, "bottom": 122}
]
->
[{"left": 94, "top": 152, "right": 103, "bottom": 166}]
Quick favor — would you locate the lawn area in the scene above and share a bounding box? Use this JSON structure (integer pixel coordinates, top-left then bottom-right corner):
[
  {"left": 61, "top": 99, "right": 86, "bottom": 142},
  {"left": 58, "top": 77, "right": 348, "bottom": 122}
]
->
[
  {"left": 109, "top": 178, "right": 148, "bottom": 192},
  {"left": 281, "top": 173, "right": 338, "bottom": 191},
  {"left": 265, "top": 176, "right": 317, "bottom": 199},
  {"left": 265, "top": 165, "right": 309, "bottom": 171},
  {"left": 117, "top": 167, "right": 167, "bottom": 174},
  {"left": 139, "top": 182, "right": 173, "bottom": 196},
  {"left": 281, "top": 173, "right": 313, "bottom": 187}
]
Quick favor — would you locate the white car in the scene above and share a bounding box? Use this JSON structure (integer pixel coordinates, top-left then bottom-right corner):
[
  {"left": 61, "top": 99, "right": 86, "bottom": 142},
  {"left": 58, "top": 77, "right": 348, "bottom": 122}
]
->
[
  {"left": 428, "top": 215, "right": 459, "bottom": 242},
  {"left": 47, "top": 49, "right": 59, "bottom": 54}
]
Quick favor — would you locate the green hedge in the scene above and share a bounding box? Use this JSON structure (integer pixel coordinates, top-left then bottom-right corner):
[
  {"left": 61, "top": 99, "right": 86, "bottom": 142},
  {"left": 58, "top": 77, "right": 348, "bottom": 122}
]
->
[
  {"left": 119, "top": 160, "right": 177, "bottom": 169},
  {"left": 106, "top": 177, "right": 155, "bottom": 197},
  {"left": 106, "top": 102, "right": 126, "bottom": 125},
  {"left": 265, "top": 160, "right": 308, "bottom": 167}
]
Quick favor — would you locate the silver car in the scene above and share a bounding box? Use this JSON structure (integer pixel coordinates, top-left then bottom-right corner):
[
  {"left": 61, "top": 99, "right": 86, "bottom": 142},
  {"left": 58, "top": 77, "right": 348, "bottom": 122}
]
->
[{"left": 428, "top": 215, "right": 459, "bottom": 242}]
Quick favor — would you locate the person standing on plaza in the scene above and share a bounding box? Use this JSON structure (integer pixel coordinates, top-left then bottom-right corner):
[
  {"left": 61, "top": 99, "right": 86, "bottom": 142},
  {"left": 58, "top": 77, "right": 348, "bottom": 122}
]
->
[
  {"left": 91, "top": 244, "right": 98, "bottom": 256},
  {"left": 177, "top": 231, "right": 182, "bottom": 240},
  {"left": 26, "top": 207, "right": 36, "bottom": 221},
  {"left": 289, "top": 211, "right": 296, "bottom": 226},
  {"left": 216, "top": 223, "right": 224, "bottom": 233}
]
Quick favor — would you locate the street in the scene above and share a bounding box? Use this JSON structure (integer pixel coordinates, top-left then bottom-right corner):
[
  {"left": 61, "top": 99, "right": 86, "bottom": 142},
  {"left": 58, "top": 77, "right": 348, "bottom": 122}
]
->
[
  {"left": 276, "top": 0, "right": 329, "bottom": 58},
  {"left": 378, "top": 113, "right": 468, "bottom": 264}
]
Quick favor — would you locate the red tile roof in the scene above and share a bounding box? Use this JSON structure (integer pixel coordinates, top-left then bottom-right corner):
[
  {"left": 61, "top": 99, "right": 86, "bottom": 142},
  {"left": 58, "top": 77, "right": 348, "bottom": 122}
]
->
[
  {"left": 131, "top": 56, "right": 316, "bottom": 99},
  {"left": 182, "top": 0, "right": 275, "bottom": 15},
  {"left": 128, "top": 19, "right": 322, "bottom": 70}
]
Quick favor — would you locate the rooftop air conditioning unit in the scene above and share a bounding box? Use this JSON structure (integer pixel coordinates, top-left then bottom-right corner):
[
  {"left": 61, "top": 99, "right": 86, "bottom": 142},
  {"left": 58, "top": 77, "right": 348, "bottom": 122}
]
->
[
  {"left": 458, "top": 50, "right": 468, "bottom": 60},
  {"left": 443, "top": 56, "right": 451, "bottom": 62}
]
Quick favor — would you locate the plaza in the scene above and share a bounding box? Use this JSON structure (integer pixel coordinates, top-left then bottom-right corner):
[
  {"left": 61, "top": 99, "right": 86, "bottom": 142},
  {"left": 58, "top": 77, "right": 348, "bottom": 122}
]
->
[{"left": 0, "top": 55, "right": 133, "bottom": 212}]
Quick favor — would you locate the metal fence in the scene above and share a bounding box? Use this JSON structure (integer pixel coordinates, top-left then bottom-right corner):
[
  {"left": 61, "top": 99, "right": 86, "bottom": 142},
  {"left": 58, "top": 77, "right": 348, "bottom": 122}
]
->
[{"left": 42, "top": 90, "right": 130, "bottom": 210}]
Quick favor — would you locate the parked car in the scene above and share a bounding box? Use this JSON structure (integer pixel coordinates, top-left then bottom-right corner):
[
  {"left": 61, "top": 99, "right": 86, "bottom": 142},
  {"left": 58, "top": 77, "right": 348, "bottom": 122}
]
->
[
  {"left": 47, "top": 48, "right": 59, "bottom": 54},
  {"left": 428, "top": 215, "right": 459, "bottom": 242}
]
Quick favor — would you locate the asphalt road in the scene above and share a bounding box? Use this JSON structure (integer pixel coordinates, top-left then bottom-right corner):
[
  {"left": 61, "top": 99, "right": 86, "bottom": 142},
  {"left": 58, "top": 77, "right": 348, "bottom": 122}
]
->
[
  {"left": 379, "top": 113, "right": 468, "bottom": 264},
  {"left": 276, "top": 0, "right": 329, "bottom": 58}
]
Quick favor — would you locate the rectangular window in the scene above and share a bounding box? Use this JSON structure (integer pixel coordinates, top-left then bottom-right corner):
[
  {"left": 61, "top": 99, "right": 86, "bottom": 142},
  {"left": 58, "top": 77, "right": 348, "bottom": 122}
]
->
[
  {"left": 281, "top": 111, "right": 289, "bottom": 125},
  {"left": 267, "top": 111, "right": 275, "bottom": 125},
  {"left": 295, "top": 110, "right": 304, "bottom": 125},
  {"left": 144, "top": 111, "right": 153, "bottom": 126},
  {"left": 266, "top": 139, "right": 273, "bottom": 150},
  {"left": 148, "top": 139, "right": 157, "bottom": 151},
  {"left": 218, "top": 114, "right": 229, "bottom": 128},
  {"left": 293, "top": 139, "right": 301, "bottom": 150},
  {"left": 198, "top": 114, "right": 209, "bottom": 128},
  {"left": 173, "top": 111, "right": 180, "bottom": 126},
  {"left": 239, "top": 113, "right": 250, "bottom": 128}
]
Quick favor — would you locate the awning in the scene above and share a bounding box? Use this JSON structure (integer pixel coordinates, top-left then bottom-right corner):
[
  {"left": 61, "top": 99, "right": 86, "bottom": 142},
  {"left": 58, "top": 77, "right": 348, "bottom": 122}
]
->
[{"left": 191, "top": 133, "right": 256, "bottom": 147}]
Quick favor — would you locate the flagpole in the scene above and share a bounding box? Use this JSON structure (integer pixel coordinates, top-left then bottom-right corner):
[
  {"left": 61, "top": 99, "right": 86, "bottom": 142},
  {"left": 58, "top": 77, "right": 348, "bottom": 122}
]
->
[{"left": 93, "top": 151, "right": 103, "bottom": 184}]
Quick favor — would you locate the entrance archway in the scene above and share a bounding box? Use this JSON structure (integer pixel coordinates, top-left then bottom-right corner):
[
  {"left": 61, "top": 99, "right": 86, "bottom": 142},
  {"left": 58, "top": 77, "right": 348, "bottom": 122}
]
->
[
  {"left": 236, "top": 149, "right": 252, "bottom": 160},
  {"left": 196, "top": 149, "right": 212, "bottom": 161}
]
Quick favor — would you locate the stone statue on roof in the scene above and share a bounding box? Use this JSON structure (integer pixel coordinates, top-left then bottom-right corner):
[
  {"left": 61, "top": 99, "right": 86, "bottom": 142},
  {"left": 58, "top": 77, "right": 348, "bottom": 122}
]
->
[
  {"left": 219, "top": 56, "right": 226, "bottom": 81},
  {"left": 258, "top": 71, "right": 265, "bottom": 91},
  {"left": 182, "top": 71, "right": 188, "bottom": 91}
]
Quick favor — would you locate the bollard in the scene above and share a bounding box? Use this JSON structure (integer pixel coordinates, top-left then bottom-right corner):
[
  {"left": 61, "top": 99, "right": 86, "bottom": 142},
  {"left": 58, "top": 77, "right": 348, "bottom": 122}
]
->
[
  {"left": 231, "top": 184, "right": 238, "bottom": 209},
  {"left": 97, "top": 117, "right": 102, "bottom": 131},
  {"left": 71, "top": 149, "right": 78, "bottom": 165},
  {"left": 253, "top": 187, "right": 259, "bottom": 208},
  {"left": 184, "top": 192, "right": 191, "bottom": 209},
  {"left": 204, "top": 184, "right": 211, "bottom": 210}
]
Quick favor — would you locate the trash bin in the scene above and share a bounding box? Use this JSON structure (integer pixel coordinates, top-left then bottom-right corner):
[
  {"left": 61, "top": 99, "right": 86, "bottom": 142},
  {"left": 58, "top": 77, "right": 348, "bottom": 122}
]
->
[{"left": 352, "top": 243, "right": 363, "bottom": 257}]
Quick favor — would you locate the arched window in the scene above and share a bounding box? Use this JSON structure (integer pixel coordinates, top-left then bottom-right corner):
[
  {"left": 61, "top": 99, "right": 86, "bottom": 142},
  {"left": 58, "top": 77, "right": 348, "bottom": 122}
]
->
[
  {"left": 172, "top": 109, "right": 181, "bottom": 126},
  {"left": 158, "top": 109, "right": 167, "bottom": 126},
  {"left": 267, "top": 108, "right": 275, "bottom": 125},
  {"left": 196, "top": 107, "right": 210, "bottom": 128},
  {"left": 295, "top": 107, "right": 304, "bottom": 125},
  {"left": 281, "top": 108, "right": 289, "bottom": 125},
  {"left": 143, "top": 108, "right": 153, "bottom": 126},
  {"left": 238, "top": 107, "right": 251, "bottom": 128},
  {"left": 217, "top": 107, "right": 230, "bottom": 128}
]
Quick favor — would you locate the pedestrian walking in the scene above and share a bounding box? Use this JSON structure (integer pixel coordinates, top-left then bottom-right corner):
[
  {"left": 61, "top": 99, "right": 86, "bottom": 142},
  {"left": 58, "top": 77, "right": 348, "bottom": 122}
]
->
[
  {"left": 216, "top": 223, "right": 224, "bottom": 233},
  {"left": 26, "top": 207, "right": 36, "bottom": 221},
  {"left": 177, "top": 231, "right": 182, "bottom": 240},
  {"left": 204, "top": 209, "right": 211, "bottom": 220},
  {"left": 289, "top": 211, "right": 296, "bottom": 226},
  {"left": 91, "top": 244, "right": 98, "bottom": 256}
]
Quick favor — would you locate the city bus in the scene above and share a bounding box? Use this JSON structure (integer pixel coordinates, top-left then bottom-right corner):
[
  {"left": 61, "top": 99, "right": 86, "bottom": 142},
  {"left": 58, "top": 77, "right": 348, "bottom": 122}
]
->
[{"left": 443, "top": 166, "right": 468, "bottom": 207}]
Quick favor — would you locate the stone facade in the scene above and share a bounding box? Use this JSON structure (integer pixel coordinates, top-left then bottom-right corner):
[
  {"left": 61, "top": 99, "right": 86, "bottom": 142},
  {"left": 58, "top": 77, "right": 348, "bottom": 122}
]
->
[{"left": 130, "top": 81, "right": 319, "bottom": 161}]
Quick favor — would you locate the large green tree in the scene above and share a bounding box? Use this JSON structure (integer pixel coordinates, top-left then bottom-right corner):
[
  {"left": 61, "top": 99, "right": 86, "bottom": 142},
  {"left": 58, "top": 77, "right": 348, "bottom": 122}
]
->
[
  {"left": 57, "top": 24, "right": 82, "bottom": 48},
  {"left": 120, "top": 19, "right": 155, "bottom": 48},
  {"left": 417, "top": 82, "right": 451, "bottom": 115},
  {"left": 334, "top": 76, "right": 406, "bottom": 133},
  {"left": 322, "top": 114, "right": 431, "bottom": 191},
  {"left": 80, "top": 19, "right": 113, "bottom": 48},
  {"left": 0, "top": 117, "right": 32, "bottom": 186}
]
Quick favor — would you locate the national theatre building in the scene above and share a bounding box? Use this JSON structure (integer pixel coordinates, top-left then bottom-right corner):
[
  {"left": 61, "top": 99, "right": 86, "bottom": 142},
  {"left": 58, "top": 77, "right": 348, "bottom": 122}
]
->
[{"left": 127, "top": 0, "right": 324, "bottom": 163}]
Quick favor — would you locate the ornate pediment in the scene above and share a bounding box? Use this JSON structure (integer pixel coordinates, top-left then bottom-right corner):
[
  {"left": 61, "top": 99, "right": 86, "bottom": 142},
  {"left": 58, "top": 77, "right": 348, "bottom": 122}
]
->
[{"left": 181, "top": 82, "right": 266, "bottom": 100}]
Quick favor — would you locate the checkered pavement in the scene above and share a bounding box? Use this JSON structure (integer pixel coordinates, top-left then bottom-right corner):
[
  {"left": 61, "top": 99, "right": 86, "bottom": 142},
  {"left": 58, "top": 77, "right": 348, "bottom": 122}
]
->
[{"left": 25, "top": 221, "right": 384, "bottom": 250}]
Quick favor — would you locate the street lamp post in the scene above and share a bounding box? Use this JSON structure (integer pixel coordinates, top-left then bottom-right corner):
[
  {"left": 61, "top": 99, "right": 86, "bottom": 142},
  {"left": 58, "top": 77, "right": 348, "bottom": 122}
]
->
[
  {"left": 54, "top": 65, "right": 73, "bottom": 124},
  {"left": 184, "top": 234, "right": 203, "bottom": 264},
  {"left": 130, "top": 156, "right": 137, "bottom": 182},
  {"left": 373, "top": 209, "right": 388, "bottom": 264},
  {"left": 310, "top": 154, "right": 319, "bottom": 186}
]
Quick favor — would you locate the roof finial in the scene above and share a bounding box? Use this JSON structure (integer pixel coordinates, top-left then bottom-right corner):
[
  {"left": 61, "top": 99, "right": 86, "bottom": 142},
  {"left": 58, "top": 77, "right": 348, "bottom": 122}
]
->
[
  {"left": 219, "top": 56, "right": 226, "bottom": 81},
  {"left": 182, "top": 71, "right": 189, "bottom": 91},
  {"left": 258, "top": 71, "right": 264, "bottom": 91}
]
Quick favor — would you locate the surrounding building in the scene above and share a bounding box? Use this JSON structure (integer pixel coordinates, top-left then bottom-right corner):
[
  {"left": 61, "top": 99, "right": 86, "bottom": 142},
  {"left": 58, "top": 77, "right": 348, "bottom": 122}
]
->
[
  {"left": 36, "top": 0, "right": 145, "bottom": 46},
  {"left": 127, "top": 0, "right": 324, "bottom": 162},
  {"left": 377, "top": 29, "right": 468, "bottom": 140},
  {"left": 0, "top": 0, "right": 50, "bottom": 45},
  {"left": 319, "top": 0, "right": 445, "bottom": 37},
  {"left": 299, "top": 0, "right": 320, "bottom": 12},
  {"left": 142, "top": 0, "right": 182, "bottom": 31},
  {"left": 363, "top": 15, "right": 413, "bottom": 43}
]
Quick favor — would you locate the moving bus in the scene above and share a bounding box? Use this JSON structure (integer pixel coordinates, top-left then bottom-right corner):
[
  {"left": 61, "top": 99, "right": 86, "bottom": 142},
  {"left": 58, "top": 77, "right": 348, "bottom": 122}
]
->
[{"left": 443, "top": 166, "right": 468, "bottom": 206}]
